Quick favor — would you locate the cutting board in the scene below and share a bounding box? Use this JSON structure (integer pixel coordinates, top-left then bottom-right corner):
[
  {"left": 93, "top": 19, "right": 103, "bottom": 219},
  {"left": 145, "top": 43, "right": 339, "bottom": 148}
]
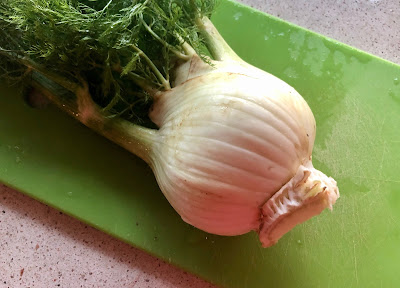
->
[{"left": 1, "top": 1, "right": 399, "bottom": 287}]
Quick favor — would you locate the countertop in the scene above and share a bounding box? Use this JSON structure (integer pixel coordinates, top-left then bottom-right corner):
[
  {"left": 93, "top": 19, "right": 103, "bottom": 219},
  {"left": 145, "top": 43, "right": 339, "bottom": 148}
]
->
[{"left": 1, "top": 1, "right": 399, "bottom": 287}]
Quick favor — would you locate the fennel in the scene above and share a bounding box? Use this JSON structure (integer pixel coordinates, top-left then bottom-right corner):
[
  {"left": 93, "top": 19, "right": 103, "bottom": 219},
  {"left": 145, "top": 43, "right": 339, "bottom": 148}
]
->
[{"left": 0, "top": 0, "right": 339, "bottom": 247}]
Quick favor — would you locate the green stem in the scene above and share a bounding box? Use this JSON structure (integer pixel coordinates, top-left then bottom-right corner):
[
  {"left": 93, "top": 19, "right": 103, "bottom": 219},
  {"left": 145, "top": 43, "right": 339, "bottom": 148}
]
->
[
  {"left": 31, "top": 71, "right": 78, "bottom": 114},
  {"left": 131, "top": 45, "right": 171, "bottom": 90},
  {"left": 31, "top": 72, "right": 157, "bottom": 165},
  {"left": 140, "top": 17, "right": 191, "bottom": 61},
  {"left": 112, "top": 63, "right": 156, "bottom": 94},
  {"left": 99, "top": 0, "right": 113, "bottom": 15},
  {"left": 126, "top": 72, "right": 158, "bottom": 95},
  {"left": 195, "top": 16, "right": 241, "bottom": 62},
  {"left": 101, "top": 85, "right": 120, "bottom": 113},
  {"left": 21, "top": 57, "right": 79, "bottom": 93},
  {"left": 0, "top": 51, "right": 77, "bottom": 91},
  {"left": 175, "top": 33, "right": 197, "bottom": 58}
]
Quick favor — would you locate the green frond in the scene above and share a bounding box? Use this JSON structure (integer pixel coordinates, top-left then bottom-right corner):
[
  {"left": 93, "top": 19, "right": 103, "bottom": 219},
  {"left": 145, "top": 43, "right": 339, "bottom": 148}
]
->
[{"left": 0, "top": 0, "right": 216, "bottom": 123}]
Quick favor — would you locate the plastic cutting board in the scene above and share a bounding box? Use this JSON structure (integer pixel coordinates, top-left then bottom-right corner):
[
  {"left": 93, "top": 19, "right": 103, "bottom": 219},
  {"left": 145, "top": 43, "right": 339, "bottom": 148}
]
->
[{"left": 1, "top": 1, "right": 400, "bottom": 287}]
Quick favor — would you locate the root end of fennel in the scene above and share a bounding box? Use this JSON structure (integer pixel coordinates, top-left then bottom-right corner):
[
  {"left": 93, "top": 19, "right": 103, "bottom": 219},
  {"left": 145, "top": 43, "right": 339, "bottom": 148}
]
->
[
  {"left": 0, "top": 0, "right": 340, "bottom": 248},
  {"left": 258, "top": 160, "right": 339, "bottom": 247}
]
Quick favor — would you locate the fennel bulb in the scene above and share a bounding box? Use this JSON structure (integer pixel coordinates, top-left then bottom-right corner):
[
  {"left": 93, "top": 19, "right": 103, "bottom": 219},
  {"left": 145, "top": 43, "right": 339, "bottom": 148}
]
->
[{"left": 0, "top": 0, "right": 339, "bottom": 247}]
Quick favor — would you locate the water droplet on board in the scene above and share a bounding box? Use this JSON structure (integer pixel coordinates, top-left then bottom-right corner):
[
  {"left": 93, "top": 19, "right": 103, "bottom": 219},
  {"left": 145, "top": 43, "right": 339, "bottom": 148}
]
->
[
  {"left": 15, "top": 156, "right": 21, "bottom": 164},
  {"left": 233, "top": 12, "right": 242, "bottom": 21},
  {"left": 67, "top": 191, "right": 73, "bottom": 197},
  {"left": 283, "top": 67, "right": 298, "bottom": 79},
  {"left": 394, "top": 77, "right": 399, "bottom": 85},
  {"left": 297, "top": 239, "right": 302, "bottom": 245}
]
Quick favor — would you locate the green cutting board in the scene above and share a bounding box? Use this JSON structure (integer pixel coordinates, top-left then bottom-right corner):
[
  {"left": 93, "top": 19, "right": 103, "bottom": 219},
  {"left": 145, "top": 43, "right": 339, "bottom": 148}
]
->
[{"left": 1, "top": 1, "right": 400, "bottom": 287}]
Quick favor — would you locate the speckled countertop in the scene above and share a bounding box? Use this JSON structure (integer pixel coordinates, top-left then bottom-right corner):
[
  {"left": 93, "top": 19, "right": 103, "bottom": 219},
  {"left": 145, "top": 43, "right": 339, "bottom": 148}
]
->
[{"left": 1, "top": 1, "right": 399, "bottom": 287}]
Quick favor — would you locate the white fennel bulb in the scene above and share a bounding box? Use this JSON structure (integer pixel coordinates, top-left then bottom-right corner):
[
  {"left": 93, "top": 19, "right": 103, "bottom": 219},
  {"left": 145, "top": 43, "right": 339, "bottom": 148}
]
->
[{"left": 147, "top": 54, "right": 339, "bottom": 247}]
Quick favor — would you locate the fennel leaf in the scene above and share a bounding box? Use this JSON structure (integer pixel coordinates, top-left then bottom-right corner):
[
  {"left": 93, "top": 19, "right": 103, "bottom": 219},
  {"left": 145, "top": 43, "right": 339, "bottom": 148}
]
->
[{"left": 0, "top": 0, "right": 215, "bottom": 123}]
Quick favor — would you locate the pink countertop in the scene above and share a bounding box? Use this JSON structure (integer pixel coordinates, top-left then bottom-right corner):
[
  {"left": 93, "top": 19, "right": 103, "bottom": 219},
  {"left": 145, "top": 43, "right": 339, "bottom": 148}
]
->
[{"left": 1, "top": 1, "right": 399, "bottom": 287}]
